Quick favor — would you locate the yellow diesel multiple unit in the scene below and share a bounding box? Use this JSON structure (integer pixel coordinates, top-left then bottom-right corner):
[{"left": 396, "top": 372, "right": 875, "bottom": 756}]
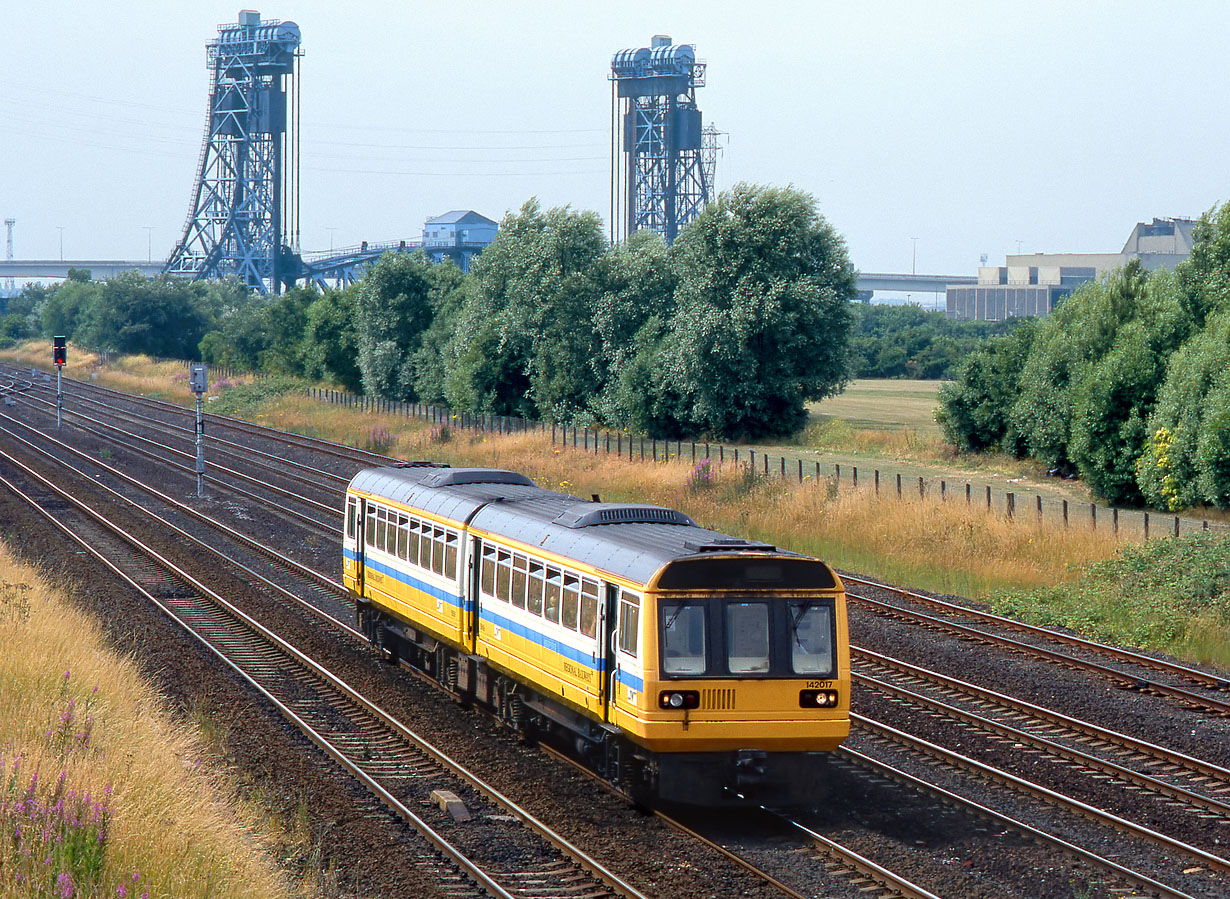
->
[{"left": 343, "top": 463, "right": 849, "bottom": 805}]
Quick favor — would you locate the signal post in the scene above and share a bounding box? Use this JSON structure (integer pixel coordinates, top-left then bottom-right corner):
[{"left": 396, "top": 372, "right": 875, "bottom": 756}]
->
[
  {"left": 52, "top": 336, "right": 66, "bottom": 428},
  {"left": 190, "top": 364, "right": 207, "bottom": 497}
]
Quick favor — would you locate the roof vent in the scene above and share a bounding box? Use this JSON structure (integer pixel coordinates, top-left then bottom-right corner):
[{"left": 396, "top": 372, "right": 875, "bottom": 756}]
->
[
  {"left": 419, "top": 468, "right": 535, "bottom": 488},
  {"left": 683, "top": 538, "right": 777, "bottom": 553},
  {"left": 554, "top": 503, "right": 695, "bottom": 529},
  {"left": 390, "top": 461, "right": 450, "bottom": 469}
]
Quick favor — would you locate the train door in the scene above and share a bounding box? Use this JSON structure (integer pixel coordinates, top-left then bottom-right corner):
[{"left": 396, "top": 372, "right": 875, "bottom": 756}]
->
[
  {"left": 464, "top": 535, "right": 482, "bottom": 654},
  {"left": 610, "top": 587, "right": 643, "bottom": 721},
  {"left": 601, "top": 583, "right": 617, "bottom": 721},
  {"left": 351, "top": 496, "right": 366, "bottom": 598}
]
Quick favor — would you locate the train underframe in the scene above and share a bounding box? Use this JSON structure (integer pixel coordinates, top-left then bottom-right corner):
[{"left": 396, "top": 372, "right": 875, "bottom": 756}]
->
[{"left": 357, "top": 599, "right": 828, "bottom": 806}]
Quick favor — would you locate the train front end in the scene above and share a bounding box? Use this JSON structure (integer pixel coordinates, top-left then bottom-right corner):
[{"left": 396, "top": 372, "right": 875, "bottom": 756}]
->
[{"left": 612, "top": 552, "right": 850, "bottom": 805}]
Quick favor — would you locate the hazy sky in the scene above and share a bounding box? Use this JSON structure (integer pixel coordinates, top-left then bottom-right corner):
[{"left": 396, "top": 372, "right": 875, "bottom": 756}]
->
[{"left": 2, "top": 1, "right": 1227, "bottom": 281}]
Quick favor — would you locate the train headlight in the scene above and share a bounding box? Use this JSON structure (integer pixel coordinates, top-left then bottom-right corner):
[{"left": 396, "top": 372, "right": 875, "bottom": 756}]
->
[
  {"left": 659, "top": 690, "right": 700, "bottom": 710},
  {"left": 800, "top": 689, "right": 840, "bottom": 708}
]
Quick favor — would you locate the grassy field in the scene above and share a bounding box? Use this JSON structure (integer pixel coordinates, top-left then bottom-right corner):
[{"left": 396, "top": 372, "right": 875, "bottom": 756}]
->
[
  {"left": 806, "top": 379, "right": 946, "bottom": 434},
  {"left": 0, "top": 544, "right": 299, "bottom": 899}
]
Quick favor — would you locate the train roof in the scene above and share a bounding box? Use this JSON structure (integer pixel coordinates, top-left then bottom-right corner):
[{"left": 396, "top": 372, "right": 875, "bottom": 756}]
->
[{"left": 346, "top": 465, "right": 834, "bottom": 589}]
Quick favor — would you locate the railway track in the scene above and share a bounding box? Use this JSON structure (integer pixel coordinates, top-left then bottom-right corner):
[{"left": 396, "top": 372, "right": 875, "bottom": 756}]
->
[
  {"left": 0, "top": 445, "right": 650, "bottom": 899},
  {"left": 5, "top": 363, "right": 1229, "bottom": 897}
]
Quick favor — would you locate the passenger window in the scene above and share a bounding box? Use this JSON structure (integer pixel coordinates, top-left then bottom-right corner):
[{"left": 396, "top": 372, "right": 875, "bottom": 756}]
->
[
  {"left": 346, "top": 498, "right": 356, "bottom": 540},
  {"left": 496, "top": 549, "right": 512, "bottom": 601},
  {"left": 561, "top": 574, "right": 579, "bottom": 630},
  {"left": 618, "top": 592, "right": 640, "bottom": 657},
  {"left": 579, "top": 579, "right": 599, "bottom": 638},
  {"left": 527, "top": 560, "right": 544, "bottom": 616},
  {"left": 365, "top": 506, "right": 376, "bottom": 547},
  {"left": 481, "top": 546, "right": 496, "bottom": 596},
  {"left": 789, "top": 601, "right": 834, "bottom": 675},
  {"left": 375, "top": 507, "right": 387, "bottom": 552},
  {"left": 409, "top": 520, "right": 422, "bottom": 567},
  {"left": 543, "top": 567, "right": 561, "bottom": 623},
  {"left": 662, "top": 603, "right": 707, "bottom": 675},
  {"left": 511, "top": 555, "right": 527, "bottom": 609},
  {"left": 431, "top": 527, "right": 445, "bottom": 575},
  {"left": 727, "top": 603, "right": 770, "bottom": 674},
  {"left": 397, "top": 515, "right": 409, "bottom": 561},
  {"left": 444, "top": 531, "right": 458, "bottom": 579}
]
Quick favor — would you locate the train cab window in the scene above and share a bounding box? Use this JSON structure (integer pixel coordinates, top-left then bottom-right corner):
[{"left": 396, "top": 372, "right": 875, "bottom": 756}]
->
[
  {"left": 511, "top": 554, "right": 527, "bottom": 609},
  {"left": 397, "top": 515, "right": 409, "bottom": 561},
  {"left": 431, "top": 527, "right": 446, "bottom": 576},
  {"left": 579, "top": 579, "right": 599, "bottom": 638},
  {"left": 618, "top": 592, "right": 640, "bottom": 657},
  {"left": 496, "top": 549, "right": 512, "bottom": 601},
  {"left": 365, "top": 506, "right": 376, "bottom": 547},
  {"left": 527, "top": 560, "right": 545, "bottom": 616},
  {"left": 561, "top": 574, "right": 580, "bottom": 631},
  {"left": 789, "top": 601, "right": 835, "bottom": 675},
  {"left": 727, "top": 603, "right": 770, "bottom": 673},
  {"left": 444, "top": 530, "right": 458, "bottom": 578},
  {"left": 543, "top": 567, "right": 562, "bottom": 623},
  {"left": 481, "top": 545, "right": 496, "bottom": 596},
  {"left": 661, "top": 602, "right": 707, "bottom": 675},
  {"left": 346, "top": 498, "right": 357, "bottom": 540}
]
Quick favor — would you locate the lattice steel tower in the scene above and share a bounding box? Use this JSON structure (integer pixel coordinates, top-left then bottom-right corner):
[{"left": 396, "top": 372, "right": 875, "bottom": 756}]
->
[
  {"left": 166, "top": 11, "right": 301, "bottom": 293},
  {"left": 610, "top": 35, "right": 714, "bottom": 244}
]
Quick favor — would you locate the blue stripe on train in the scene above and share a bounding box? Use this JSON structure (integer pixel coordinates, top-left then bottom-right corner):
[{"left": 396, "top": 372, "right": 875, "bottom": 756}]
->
[{"left": 348, "top": 548, "right": 645, "bottom": 693}]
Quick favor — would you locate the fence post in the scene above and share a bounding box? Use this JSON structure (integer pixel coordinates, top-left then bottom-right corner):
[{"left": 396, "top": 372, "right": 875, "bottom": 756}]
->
[
  {"left": 986, "top": 485, "right": 992, "bottom": 509},
  {"left": 1112, "top": 507, "right": 1118, "bottom": 536},
  {"left": 875, "top": 470, "right": 880, "bottom": 494},
  {"left": 780, "top": 457, "right": 785, "bottom": 478},
  {"left": 919, "top": 476, "right": 925, "bottom": 498},
  {"left": 1036, "top": 495, "right": 1042, "bottom": 519},
  {"left": 835, "top": 463, "right": 840, "bottom": 481},
  {"left": 966, "top": 483, "right": 971, "bottom": 504},
  {"left": 816, "top": 461, "right": 821, "bottom": 481},
  {"left": 940, "top": 480, "right": 946, "bottom": 499},
  {"left": 605, "top": 433, "right": 610, "bottom": 454},
  {"left": 1091, "top": 504, "right": 1097, "bottom": 531},
  {"left": 1007, "top": 492, "right": 1014, "bottom": 519},
  {"left": 1174, "top": 516, "right": 1180, "bottom": 538},
  {"left": 1063, "top": 500, "right": 1069, "bottom": 527},
  {"left": 1143, "top": 512, "right": 1149, "bottom": 539},
  {"left": 896, "top": 473, "right": 902, "bottom": 497},
  {"left": 764, "top": 453, "right": 769, "bottom": 476},
  {"left": 853, "top": 466, "right": 858, "bottom": 487},
  {"left": 692, "top": 442, "right": 696, "bottom": 463},
  {"left": 735, "top": 448, "right": 740, "bottom": 466},
  {"left": 749, "top": 449, "right": 755, "bottom": 471},
  {"left": 652, "top": 438, "right": 657, "bottom": 462},
  {"left": 798, "top": 459, "right": 803, "bottom": 482},
  {"left": 719, "top": 445, "right": 724, "bottom": 465}
]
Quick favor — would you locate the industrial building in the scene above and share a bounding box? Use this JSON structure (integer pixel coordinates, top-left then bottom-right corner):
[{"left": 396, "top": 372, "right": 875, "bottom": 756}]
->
[
  {"left": 421, "top": 211, "right": 498, "bottom": 272},
  {"left": 946, "top": 217, "right": 1195, "bottom": 321}
]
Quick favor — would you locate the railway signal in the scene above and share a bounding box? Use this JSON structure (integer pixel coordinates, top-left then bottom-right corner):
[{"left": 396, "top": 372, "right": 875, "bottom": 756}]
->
[
  {"left": 190, "top": 363, "right": 207, "bottom": 497},
  {"left": 52, "top": 335, "right": 66, "bottom": 427}
]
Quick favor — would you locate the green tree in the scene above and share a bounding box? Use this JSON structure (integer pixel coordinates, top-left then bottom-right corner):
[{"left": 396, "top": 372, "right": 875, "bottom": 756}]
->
[
  {"left": 444, "top": 200, "right": 606, "bottom": 419},
  {"left": 638, "top": 183, "right": 857, "bottom": 439},
  {"left": 1067, "top": 269, "right": 1189, "bottom": 504},
  {"left": 300, "top": 288, "right": 362, "bottom": 393},
  {"left": 353, "top": 251, "right": 448, "bottom": 401},
  {"left": 936, "top": 319, "right": 1038, "bottom": 453},
  {"left": 74, "top": 272, "right": 219, "bottom": 358}
]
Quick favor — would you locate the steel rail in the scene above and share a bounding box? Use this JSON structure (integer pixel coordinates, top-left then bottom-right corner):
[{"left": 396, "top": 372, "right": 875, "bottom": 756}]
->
[
  {"left": 848, "top": 589, "right": 1230, "bottom": 716},
  {"left": 17, "top": 372, "right": 353, "bottom": 488},
  {"left": 0, "top": 450, "right": 649, "bottom": 899},
  {"left": 837, "top": 746, "right": 1202, "bottom": 899},
  {"left": 843, "top": 572, "right": 1230, "bottom": 692},
  {"left": 855, "top": 670, "right": 1230, "bottom": 820},
  {"left": 0, "top": 426, "right": 360, "bottom": 640},
  {"left": 851, "top": 713, "right": 1230, "bottom": 876},
  {"left": 854, "top": 645, "right": 1230, "bottom": 785},
  {"left": 0, "top": 408, "right": 341, "bottom": 538}
]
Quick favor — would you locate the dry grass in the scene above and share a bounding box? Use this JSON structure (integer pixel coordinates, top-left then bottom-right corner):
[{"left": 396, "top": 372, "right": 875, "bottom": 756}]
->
[
  {"left": 0, "top": 544, "right": 295, "bottom": 898},
  {"left": 253, "top": 394, "right": 1121, "bottom": 598}
]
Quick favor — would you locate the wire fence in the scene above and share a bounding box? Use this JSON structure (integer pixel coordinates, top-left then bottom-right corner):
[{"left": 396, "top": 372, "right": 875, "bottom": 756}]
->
[{"left": 300, "top": 385, "right": 1229, "bottom": 542}]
